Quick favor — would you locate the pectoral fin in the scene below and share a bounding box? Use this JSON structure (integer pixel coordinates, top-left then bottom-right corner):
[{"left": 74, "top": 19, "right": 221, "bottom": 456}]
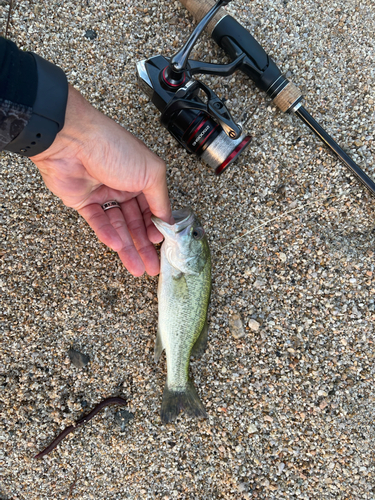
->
[
  {"left": 191, "top": 319, "right": 208, "bottom": 358},
  {"left": 154, "top": 325, "right": 164, "bottom": 363}
]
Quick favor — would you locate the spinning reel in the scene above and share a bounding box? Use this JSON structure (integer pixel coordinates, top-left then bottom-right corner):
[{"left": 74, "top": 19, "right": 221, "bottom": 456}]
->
[{"left": 136, "top": 0, "right": 250, "bottom": 175}]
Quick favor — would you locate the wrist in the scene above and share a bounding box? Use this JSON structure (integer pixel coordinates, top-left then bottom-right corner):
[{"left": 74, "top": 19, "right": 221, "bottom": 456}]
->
[{"left": 30, "top": 85, "right": 95, "bottom": 161}]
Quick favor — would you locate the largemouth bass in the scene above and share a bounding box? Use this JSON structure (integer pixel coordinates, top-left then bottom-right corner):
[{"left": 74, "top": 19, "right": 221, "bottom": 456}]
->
[{"left": 151, "top": 207, "right": 211, "bottom": 423}]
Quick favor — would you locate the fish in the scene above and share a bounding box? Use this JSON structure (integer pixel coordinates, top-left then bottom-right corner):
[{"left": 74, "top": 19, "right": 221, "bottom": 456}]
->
[{"left": 151, "top": 207, "right": 211, "bottom": 423}]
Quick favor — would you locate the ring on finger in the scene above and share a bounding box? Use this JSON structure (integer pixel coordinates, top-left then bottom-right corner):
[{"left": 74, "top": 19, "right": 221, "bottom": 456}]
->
[{"left": 102, "top": 200, "right": 121, "bottom": 211}]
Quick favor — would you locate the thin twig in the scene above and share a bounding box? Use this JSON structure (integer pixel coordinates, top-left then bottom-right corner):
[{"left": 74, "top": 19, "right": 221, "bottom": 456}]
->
[
  {"left": 221, "top": 204, "right": 305, "bottom": 249},
  {"left": 5, "top": 0, "right": 13, "bottom": 39},
  {"left": 218, "top": 190, "right": 352, "bottom": 251},
  {"left": 68, "top": 470, "right": 78, "bottom": 498}
]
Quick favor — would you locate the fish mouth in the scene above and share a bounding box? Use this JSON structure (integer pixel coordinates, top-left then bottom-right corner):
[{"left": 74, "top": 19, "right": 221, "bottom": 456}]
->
[
  {"left": 172, "top": 207, "right": 195, "bottom": 233},
  {"left": 151, "top": 207, "right": 195, "bottom": 238}
]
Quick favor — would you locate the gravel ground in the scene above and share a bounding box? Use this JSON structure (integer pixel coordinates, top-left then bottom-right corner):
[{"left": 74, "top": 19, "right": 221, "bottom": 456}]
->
[{"left": 1, "top": 0, "right": 375, "bottom": 498}]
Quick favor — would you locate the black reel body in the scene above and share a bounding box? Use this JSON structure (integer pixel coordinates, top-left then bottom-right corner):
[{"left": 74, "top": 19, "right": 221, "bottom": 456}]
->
[
  {"left": 136, "top": 0, "right": 250, "bottom": 175},
  {"left": 137, "top": 55, "right": 250, "bottom": 175}
]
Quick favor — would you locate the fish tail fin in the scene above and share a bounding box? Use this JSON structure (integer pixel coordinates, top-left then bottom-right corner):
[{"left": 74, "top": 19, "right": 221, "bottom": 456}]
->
[{"left": 161, "top": 379, "right": 207, "bottom": 424}]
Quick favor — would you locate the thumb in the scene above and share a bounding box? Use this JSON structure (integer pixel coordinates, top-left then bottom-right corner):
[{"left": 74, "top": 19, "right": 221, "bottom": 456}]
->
[{"left": 143, "top": 162, "right": 173, "bottom": 224}]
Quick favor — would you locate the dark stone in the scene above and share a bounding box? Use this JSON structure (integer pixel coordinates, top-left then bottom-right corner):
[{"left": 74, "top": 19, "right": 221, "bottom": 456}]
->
[
  {"left": 114, "top": 409, "right": 134, "bottom": 431},
  {"left": 68, "top": 348, "right": 90, "bottom": 368},
  {"left": 276, "top": 184, "right": 286, "bottom": 196},
  {"left": 84, "top": 29, "right": 97, "bottom": 40}
]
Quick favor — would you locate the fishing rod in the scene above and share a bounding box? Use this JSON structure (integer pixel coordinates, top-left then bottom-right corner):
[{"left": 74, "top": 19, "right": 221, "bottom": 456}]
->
[
  {"left": 178, "top": 0, "right": 375, "bottom": 195},
  {"left": 136, "top": 0, "right": 375, "bottom": 196}
]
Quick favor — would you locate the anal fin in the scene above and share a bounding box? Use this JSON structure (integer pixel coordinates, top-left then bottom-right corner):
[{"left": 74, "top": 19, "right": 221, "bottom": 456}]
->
[
  {"left": 191, "top": 319, "right": 208, "bottom": 358},
  {"left": 154, "top": 325, "right": 164, "bottom": 363}
]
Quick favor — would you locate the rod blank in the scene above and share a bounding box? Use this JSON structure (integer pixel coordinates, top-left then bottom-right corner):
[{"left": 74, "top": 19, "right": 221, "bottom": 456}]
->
[{"left": 295, "top": 106, "right": 375, "bottom": 195}]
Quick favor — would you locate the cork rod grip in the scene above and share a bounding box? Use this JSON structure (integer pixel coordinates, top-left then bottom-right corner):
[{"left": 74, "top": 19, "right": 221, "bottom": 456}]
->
[{"left": 179, "top": 0, "right": 227, "bottom": 34}]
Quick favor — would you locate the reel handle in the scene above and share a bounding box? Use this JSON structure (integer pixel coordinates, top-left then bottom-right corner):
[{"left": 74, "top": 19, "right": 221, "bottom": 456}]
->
[{"left": 166, "top": 0, "right": 231, "bottom": 85}]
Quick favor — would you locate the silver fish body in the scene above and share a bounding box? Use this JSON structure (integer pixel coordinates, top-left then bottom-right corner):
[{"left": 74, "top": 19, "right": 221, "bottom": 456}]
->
[{"left": 151, "top": 207, "right": 211, "bottom": 423}]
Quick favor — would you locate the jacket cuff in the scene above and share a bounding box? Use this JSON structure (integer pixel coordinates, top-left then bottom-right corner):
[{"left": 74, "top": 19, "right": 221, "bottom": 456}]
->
[
  {"left": 0, "top": 37, "right": 38, "bottom": 107},
  {"left": 0, "top": 37, "right": 69, "bottom": 156},
  {"left": 6, "top": 53, "right": 68, "bottom": 156}
]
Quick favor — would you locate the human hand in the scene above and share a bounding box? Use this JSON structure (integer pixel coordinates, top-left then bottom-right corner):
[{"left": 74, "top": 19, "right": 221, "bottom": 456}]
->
[{"left": 30, "top": 85, "right": 171, "bottom": 277}]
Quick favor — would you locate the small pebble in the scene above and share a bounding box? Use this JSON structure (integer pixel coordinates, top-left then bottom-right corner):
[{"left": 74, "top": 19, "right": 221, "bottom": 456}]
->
[
  {"left": 248, "top": 424, "right": 258, "bottom": 434},
  {"left": 114, "top": 410, "right": 134, "bottom": 431},
  {"left": 253, "top": 279, "right": 266, "bottom": 289},
  {"left": 238, "top": 482, "right": 248, "bottom": 492},
  {"left": 68, "top": 349, "right": 90, "bottom": 368},
  {"left": 229, "top": 313, "right": 246, "bottom": 339},
  {"left": 248, "top": 319, "right": 260, "bottom": 331},
  {"left": 279, "top": 252, "right": 287, "bottom": 262},
  {"left": 278, "top": 463, "right": 285, "bottom": 474},
  {"left": 84, "top": 29, "right": 97, "bottom": 40}
]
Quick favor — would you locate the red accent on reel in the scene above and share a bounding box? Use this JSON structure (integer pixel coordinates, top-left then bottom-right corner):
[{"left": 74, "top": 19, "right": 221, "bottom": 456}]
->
[
  {"left": 215, "top": 136, "right": 252, "bottom": 175},
  {"left": 162, "top": 67, "right": 186, "bottom": 88},
  {"left": 186, "top": 116, "right": 210, "bottom": 145}
]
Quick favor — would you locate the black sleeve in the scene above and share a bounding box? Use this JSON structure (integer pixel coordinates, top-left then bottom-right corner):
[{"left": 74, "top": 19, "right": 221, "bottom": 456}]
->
[{"left": 0, "top": 37, "right": 38, "bottom": 150}]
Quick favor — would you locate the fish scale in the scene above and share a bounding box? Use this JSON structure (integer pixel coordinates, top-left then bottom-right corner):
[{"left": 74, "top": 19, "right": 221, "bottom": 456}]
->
[{"left": 160, "top": 259, "right": 210, "bottom": 390}]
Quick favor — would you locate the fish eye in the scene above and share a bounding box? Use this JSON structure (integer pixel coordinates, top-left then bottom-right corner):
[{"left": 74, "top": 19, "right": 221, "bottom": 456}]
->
[{"left": 192, "top": 227, "right": 204, "bottom": 240}]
